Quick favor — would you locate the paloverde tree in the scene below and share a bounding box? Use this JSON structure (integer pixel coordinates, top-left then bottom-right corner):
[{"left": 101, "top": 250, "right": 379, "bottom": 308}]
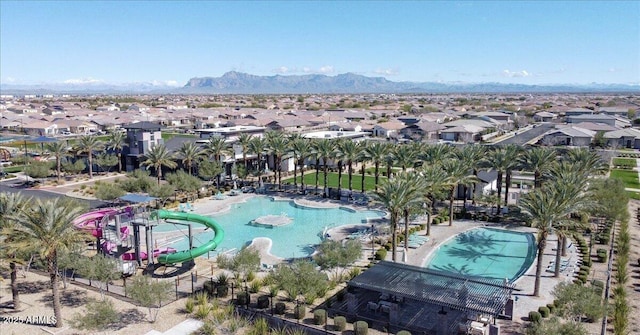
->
[
  {"left": 106, "top": 130, "right": 126, "bottom": 173},
  {"left": 76, "top": 135, "right": 104, "bottom": 179},
  {"left": 45, "top": 141, "right": 69, "bottom": 183},
  {"left": 141, "top": 144, "right": 177, "bottom": 185},
  {"left": 314, "top": 239, "right": 362, "bottom": 281},
  {"left": 3, "top": 198, "right": 89, "bottom": 327}
]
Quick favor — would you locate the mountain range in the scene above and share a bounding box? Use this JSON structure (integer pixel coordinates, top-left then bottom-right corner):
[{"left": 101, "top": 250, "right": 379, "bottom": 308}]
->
[{"left": 2, "top": 71, "right": 639, "bottom": 95}]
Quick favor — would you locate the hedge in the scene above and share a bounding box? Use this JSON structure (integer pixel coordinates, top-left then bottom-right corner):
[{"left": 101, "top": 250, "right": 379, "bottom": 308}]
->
[
  {"left": 538, "top": 306, "right": 550, "bottom": 318},
  {"left": 334, "top": 316, "right": 347, "bottom": 331},
  {"left": 313, "top": 309, "right": 326, "bottom": 325},
  {"left": 529, "top": 311, "right": 542, "bottom": 323},
  {"left": 354, "top": 321, "right": 369, "bottom": 335}
]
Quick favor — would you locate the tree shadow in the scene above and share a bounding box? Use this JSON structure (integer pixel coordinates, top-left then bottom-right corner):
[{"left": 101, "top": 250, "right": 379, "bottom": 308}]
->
[
  {"left": 17, "top": 280, "right": 50, "bottom": 294},
  {"left": 39, "top": 290, "right": 87, "bottom": 308},
  {"left": 113, "top": 308, "right": 147, "bottom": 329}
]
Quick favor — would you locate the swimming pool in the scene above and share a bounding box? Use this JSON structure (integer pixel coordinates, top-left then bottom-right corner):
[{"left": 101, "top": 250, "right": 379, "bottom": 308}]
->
[
  {"left": 162, "top": 196, "right": 385, "bottom": 259},
  {"left": 424, "top": 227, "right": 536, "bottom": 282}
]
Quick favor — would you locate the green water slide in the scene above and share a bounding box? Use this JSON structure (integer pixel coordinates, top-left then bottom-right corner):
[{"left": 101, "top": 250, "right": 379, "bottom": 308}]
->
[{"left": 151, "top": 209, "right": 225, "bottom": 264}]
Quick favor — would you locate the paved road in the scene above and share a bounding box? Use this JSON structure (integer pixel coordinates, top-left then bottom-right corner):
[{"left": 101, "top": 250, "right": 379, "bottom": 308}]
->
[{"left": 494, "top": 123, "right": 554, "bottom": 145}]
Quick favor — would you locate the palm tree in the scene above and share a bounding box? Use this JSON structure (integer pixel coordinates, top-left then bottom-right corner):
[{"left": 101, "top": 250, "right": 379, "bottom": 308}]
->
[
  {"left": 339, "top": 140, "right": 360, "bottom": 193},
  {"left": 247, "top": 136, "right": 267, "bottom": 186},
  {"left": 290, "top": 138, "right": 313, "bottom": 193},
  {"left": 482, "top": 147, "right": 510, "bottom": 214},
  {"left": 419, "top": 165, "right": 448, "bottom": 236},
  {"left": 394, "top": 144, "right": 419, "bottom": 171},
  {"left": 141, "top": 144, "right": 177, "bottom": 185},
  {"left": 2, "top": 198, "right": 89, "bottom": 327},
  {"left": 371, "top": 177, "right": 413, "bottom": 262},
  {"left": 177, "top": 142, "right": 204, "bottom": 175},
  {"left": 45, "top": 141, "right": 69, "bottom": 183},
  {"left": 76, "top": 135, "right": 104, "bottom": 179},
  {"left": 455, "top": 145, "right": 486, "bottom": 206},
  {"left": 237, "top": 132, "right": 253, "bottom": 172},
  {"left": 334, "top": 139, "right": 345, "bottom": 198},
  {"left": 565, "top": 148, "right": 606, "bottom": 176},
  {"left": 106, "top": 130, "right": 126, "bottom": 173},
  {"left": 0, "top": 193, "right": 31, "bottom": 310},
  {"left": 519, "top": 179, "right": 590, "bottom": 296},
  {"left": 204, "top": 137, "right": 230, "bottom": 186},
  {"left": 397, "top": 172, "right": 425, "bottom": 261},
  {"left": 519, "top": 147, "right": 557, "bottom": 189},
  {"left": 313, "top": 139, "right": 336, "bottom": 198},
  {"left": 365, "top": 142, "right": 389, "bottom": 189},
  {"left": 442, "top": 159, "right": 478, "bottom": 226},
  {"left": 265, "top": 131, "right": 289, "bottom": 190},
  {"left": 419, "top": 143, "right": 453, "bottom": 166},
  {"left": 501, "top": 144, "right": 522, "bottom": 208}
]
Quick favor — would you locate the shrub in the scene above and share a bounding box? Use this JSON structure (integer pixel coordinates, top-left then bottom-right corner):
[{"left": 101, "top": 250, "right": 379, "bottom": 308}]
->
[
  {"left": 375, "top": 248, "right": 387, "bottom": 260},
  {"left": 354, "top": 321, "right": 368, "bottom": 335},
  {"left": 236, "top": 292, "right": 250, "bottom": 306},
  {"left": 203, "top": 280, "right": 215, "bottom": 296},
  {"left": 293, "top": 305, "right": 306, "bottom": 320},
  {"left": 396, "top": 331, "right": 412, "bottom": 335},
  {"left": 334, "top": 316, "right": 347, "bottom": 331},
  {"left": 257, "top": 295, "right": 269, "bottom": 309},
  {"left": 184, "top": 298, "right": 195, "bottom": 314},
  {"left": 274, "top": 302, "right": 286, "bottom": 315},
  {"left": 313, "top": 309, "right": 327, "bottom": 325},
  {"left": 546, "top": 303, "right": 555, "bottom": 314},
  {"left": 538, "top": 306, "right": 550, "bottom": 318},
  {"left": 528, "top": 311, "right": 542, "bottom": 323}
]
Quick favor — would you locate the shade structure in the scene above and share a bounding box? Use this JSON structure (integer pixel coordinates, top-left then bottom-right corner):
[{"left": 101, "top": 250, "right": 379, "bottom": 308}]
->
[
  {"left": 30, "top": 135, "right": 58, "bottom": 143},
  {"left": 348, "top": 261, "right": 515, "bottom": 316},
  {"left": 119, "top": 193, "right": 158, "bottom": 204}
]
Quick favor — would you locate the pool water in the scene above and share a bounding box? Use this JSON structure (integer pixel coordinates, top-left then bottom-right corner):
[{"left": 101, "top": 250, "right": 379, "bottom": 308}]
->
[
  {"left": 425, "top": 227, "right": 536, "bottom": 282},
  {"left": 162, "top": 196, "right": 384, "bottom": 259}
]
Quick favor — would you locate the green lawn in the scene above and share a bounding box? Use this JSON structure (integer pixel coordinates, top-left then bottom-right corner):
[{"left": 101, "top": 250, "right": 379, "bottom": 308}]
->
[
  {"left": 626, "top": 191, "right": 640, "bottom": 201},
  {"left": 612, "top": 157, "right": 637, "bottom": 169},
  {"left": 610, "top": 169, "right": 640, "bottom": 189},
  {"left": 283, "top": 172, "right": 382, "bottom": 192}
]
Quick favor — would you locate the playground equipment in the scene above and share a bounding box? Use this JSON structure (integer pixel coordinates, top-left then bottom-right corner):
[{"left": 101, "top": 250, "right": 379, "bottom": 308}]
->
[
  {"left": 121, "top": 247, "right": 176, "bottom": 261},
  {"left": 150, "top": 209, "right": 225, "bottom": 265}
]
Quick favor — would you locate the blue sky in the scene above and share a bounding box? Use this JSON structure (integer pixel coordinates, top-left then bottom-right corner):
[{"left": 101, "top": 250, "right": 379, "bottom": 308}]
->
[{"left": 1, "top": 1, "right": 638, "bottom": 86}]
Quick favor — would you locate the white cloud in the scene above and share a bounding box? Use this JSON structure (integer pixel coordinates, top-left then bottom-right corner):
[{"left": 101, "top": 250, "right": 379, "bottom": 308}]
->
[
  {"left": 502, "top": 70, "right": 531, "bottom": 78},
  {"left": 374, "top": 68, "right": 399, "bottom": 76},
  {"left": 62, "top": 77, "right": 104, "bottom": 84},
  {"left": 303, "top": 67, "right": 311, "bottom": 73},
  {"left": 318, "top": 66, "right": 335, "bottom": 74},
  {"left": 151, "top": 80, "right": 180, "bottom": 87},
  {"left": 273, "top": 66, "right": 289, "bottom": 74}
]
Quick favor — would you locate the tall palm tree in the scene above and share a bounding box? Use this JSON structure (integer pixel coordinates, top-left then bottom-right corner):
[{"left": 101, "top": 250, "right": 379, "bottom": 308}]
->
[
  {"left": 519, "top": 147, "right": 557, "bottom": 189},
  {"left": 177, "top": 141, "right": 204, "bottom": 175},
  {"left": 2, "top": 198, "right": 89, "bottom": 327},
  {"left": 237, "top": 132, "right": 253, "bottom": 173},
  {"left": 45, "top": 141, "right": 69, "bottom": 183},
  {"left": 455, "top": 145, "right": 486, "bottom": 206},
  {"left": 419, "top": 165, "right": 448, "bottom": 236},
  {"left": 442, "top": 159, "right": 478, "bottom": 226},
  {"left": 106, "top": 130, "right": 126, "bottom": 173},
  {"left": 501, "top": 145, "right": 522, "bottom": 208},
  {"left": 0, "top": 193, "right": 31, "bottom": 310},
  {"left": 397, "top": 172, "right": 425, "bottom": 261},
  {"left": 394, "top": 143, "right": 419, "bottom": 171},
  {"left": 204, "top": 137, "right": 230, "bottom": 186},
  {"left": 339, "top": 140, "right": 360, "bottom": 193},
  {"left": 371, "top": 177, "right": 413, "bottom": 262},
  {"left": 76, "top": 135, "right": 104, "bottom": 179},
  {"left": 383, "top": 144, "right": 396, "bottom": 180},
  {"left": 247, "top": 136, "right": 267, "bottom": 186},
  {"left": 419, "top": 143, "right": 453, "bottom": 166},
  {"left": 141, "top": 144, "right": 177, "bottom": 185},
  {"left": 313, "top": 139, "right": 336, "bottom": 197},
  {"left": 565, "top": 148, "right": 606, "bottom": 176},
  {"left": 519, "top": 179, "right": 590, "bottom": 296},
  {"left": 266, "top": 131, "right": 289, "bottom": 190},
  {"left": 334, "top": 139, "right": 345, "bottom": 198},
  {"left": 290, "top": 138, "right": 312, "bottom": 192},
  {"left": 482, "top": 147, "right": 510, "bottom": 214},
  {"left": 365, "top": 142, "right": 389, "bottom": 188}
]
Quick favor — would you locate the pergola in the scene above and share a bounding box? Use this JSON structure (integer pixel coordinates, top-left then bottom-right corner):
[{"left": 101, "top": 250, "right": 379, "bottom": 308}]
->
[{"left": 348, "top": 261, "right": 515, "bottom": 317}]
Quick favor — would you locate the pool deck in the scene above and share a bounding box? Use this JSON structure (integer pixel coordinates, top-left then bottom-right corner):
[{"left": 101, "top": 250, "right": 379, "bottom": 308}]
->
[{"left": 187, "top": 192, "right": 578, "bottom": 334}]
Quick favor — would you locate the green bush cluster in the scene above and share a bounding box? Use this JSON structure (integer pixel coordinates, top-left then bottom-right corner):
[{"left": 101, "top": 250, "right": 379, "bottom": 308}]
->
[
  {"left": 313, "top": 309, "right": 326, "bottom": 325},
  {"left": 236, "top": 292, "right": 250, "bottom": 306},
  {"left": 538, "top": 306, "right": 550, "bottom": 318},
  {"left": 334, "top": 316, "right": 347, "bottom": 331},
  {"left": 293, "top": 305, "right": 306, "bottom": 320},
  {"left": 274, "top": 302, "right": 286, "bottom": 315},
  {"left": 375, "top": 248, "right": 387, "bottom": 260},
  {"left": 396, "top": 331, "right": 412, "bottom": 335},
  {"left": 596, "top": 248, "right": 608, "bottom": 263},
  {"left": 546, "top": 303, "right": 555, "bottom": 314},
  {"left": 528, "top": 311, "right": 542, "bottom": 323},
  {"left": 354, "top": 321, "right": 369, "bottom": 335},
  {"left": 257, "top": 295, "right": 269, "bottom": 309}
]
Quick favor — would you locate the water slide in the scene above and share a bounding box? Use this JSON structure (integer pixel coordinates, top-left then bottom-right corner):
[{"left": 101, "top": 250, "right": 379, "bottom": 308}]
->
[
  {"left": 150, "top": 209, "right": 225, "bottom": 264},
  {"left": 73, "top": 209, "right": 119, "bottom": 237},
  {"left": 121, "top": 247, "right": 176, "bottom": 261}
]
